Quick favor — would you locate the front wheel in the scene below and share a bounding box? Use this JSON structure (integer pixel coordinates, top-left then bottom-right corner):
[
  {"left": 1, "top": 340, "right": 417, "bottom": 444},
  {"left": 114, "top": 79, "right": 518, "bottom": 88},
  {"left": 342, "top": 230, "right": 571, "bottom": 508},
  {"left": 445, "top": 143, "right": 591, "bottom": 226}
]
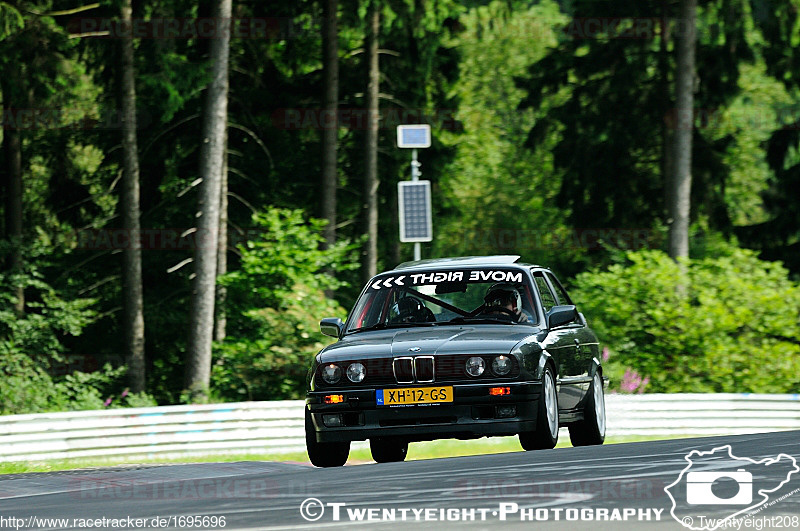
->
[
  {"left": 519, "top": 366, "right": 559, "bottom": 450},
  {"left": 305, "top": 409, "right": 350, "bottom": 467},
  {"left": 568, "top": 372, "right": 606, "bottom": 446},
  {"left": 370, "top": 438, "right": 408, "bottom": 463}
]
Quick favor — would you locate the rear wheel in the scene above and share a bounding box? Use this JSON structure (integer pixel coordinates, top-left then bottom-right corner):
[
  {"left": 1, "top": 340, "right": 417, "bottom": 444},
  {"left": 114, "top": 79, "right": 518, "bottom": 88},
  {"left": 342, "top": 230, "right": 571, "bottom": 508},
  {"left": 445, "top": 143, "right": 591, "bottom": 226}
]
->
[
  {"left": 370, "top": 438, "right": 408, "bottom": 463},
  {"left": 305, "top": 409, "right": 350, "bottom": 467},
  {"left": 519, "top": 366, "right": 559, "bottom": 450},
  {"left": 568, "top": 372, "right": 606, "bottom": 446}
]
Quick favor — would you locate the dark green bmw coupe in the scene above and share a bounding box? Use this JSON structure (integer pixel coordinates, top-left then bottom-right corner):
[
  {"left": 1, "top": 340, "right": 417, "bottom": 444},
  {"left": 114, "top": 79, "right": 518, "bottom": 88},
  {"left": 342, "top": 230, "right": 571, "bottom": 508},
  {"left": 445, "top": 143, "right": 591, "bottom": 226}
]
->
[{"left": 305, "top": 255, "right": 608, "bottom": 467}]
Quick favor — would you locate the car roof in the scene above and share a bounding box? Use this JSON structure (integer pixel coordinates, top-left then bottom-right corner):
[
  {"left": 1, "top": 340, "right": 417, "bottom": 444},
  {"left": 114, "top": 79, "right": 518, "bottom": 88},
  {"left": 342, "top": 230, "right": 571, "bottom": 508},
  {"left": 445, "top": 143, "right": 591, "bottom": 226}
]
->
[{"left": 392, "top": 255, "right": 544, "bottom": 271}]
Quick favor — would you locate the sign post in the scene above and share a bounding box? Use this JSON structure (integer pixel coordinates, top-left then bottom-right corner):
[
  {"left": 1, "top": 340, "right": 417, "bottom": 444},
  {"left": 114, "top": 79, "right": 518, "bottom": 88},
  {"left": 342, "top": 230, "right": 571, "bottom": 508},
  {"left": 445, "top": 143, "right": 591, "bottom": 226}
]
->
[{"left": 396, "top": 125, "right": 432, "bottom": 261}]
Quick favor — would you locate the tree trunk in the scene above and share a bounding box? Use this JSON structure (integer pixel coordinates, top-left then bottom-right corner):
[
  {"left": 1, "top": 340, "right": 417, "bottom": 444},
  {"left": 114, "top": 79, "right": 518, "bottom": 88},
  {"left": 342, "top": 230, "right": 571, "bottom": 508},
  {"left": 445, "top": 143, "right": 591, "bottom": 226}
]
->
[
  {"left": 321, "top": 0, "right": 339, "bottom": 250},
  {"left": 214, "top": 129, "right": 228, "bottom": 342},
  {"left": 362, "top": 0, "right": 379, "bottom": 283},
  {"left": 119, "top": 0, "right": 146, "bottom": 393},
  {"left": 186, "top": 0, "right": 231, "bottom": 402},
  {"left": 668, "top": 0, "right": 696, "bottom": 259},
  {"left": 660, "top": 3, "right": 673, "bottom": 225}
]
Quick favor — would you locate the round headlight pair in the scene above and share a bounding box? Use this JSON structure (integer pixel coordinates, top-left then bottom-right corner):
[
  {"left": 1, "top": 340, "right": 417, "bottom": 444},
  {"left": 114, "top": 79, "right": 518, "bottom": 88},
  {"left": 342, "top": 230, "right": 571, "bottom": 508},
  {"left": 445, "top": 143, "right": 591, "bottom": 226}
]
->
[
  {"left": 321, "top": 362, "right": 366, "bottom": 384},
  {"left": 465, "top": 355, "right": 513, "bottom": 377},
  {"left": 465, "top": 356, "right": 485, "bottom": 377},
  {"left": 492, "top": 355, "right": 512, "bottom": 376}
]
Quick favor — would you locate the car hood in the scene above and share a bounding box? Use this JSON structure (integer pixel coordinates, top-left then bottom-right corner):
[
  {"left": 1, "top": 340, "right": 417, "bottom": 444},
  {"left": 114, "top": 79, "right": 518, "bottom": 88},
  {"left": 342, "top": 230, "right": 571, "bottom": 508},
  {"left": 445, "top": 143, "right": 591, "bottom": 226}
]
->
[{"left": 317, "top": 325, "right": 541, "bottom": 363}]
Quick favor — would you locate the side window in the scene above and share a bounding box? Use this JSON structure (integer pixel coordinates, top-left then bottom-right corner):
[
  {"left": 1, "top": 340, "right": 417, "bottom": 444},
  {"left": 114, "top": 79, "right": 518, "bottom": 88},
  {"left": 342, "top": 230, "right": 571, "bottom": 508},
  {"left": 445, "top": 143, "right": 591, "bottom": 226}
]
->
[
  {"left": 532, "top": 272, "right": 557, "bottom": 313},
  {"left": 546, "top": 272, "right": 573, "bottom": 305}
]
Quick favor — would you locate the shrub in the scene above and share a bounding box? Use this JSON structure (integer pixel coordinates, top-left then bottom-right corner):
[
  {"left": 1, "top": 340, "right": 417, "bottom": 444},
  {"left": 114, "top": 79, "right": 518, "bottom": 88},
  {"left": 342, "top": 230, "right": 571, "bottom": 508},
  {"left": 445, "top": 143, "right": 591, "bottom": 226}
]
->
[
  {"left": 571, "top": 249, "right": 800, "bottom": 393},
  {"left": 211, "top": 208, "right": 356, "bottom": 401},
  {"left": 0, "top": 265, "right": 157, "bottom": 414}
]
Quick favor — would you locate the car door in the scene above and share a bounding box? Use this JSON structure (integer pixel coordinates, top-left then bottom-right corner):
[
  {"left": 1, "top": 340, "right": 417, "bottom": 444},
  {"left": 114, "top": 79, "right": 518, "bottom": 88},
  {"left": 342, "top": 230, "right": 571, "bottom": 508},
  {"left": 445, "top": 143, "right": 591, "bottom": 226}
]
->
[
  {"left": 531, "top": 270, "right": 581, "bottom": 410},
  {"left": 545, "top": 271, "right": 596, "bottom": 404}
]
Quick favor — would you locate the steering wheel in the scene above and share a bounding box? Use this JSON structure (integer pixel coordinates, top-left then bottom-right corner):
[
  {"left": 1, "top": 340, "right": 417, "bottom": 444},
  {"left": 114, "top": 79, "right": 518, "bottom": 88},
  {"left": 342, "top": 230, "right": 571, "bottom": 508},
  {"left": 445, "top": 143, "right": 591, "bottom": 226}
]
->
[{"left": 487, "top": 306, "right": 518, "bottom": 318}]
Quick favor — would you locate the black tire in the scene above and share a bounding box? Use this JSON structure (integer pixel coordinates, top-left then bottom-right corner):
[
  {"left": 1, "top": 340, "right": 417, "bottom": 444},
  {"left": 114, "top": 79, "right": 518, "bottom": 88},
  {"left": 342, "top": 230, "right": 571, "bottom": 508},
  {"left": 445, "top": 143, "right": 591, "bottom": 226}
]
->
[
  {"left": 305, "top": 409, "right": 350, "bottom": 467},
  {"left": 568, "top": 372, "right": 606, "bottom": 447},
  {"left": 370, "top": 438, "right": 408, "bottom": 463},
  {"left": 519, "top": 366, "right": 559, "bottom": 450}
]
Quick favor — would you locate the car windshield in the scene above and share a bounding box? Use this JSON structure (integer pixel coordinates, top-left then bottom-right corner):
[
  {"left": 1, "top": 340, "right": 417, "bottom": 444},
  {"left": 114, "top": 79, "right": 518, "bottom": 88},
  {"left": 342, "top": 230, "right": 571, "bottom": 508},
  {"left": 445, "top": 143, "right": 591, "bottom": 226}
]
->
[{"left": 345, "top": 268, "right": 538, "bottom": 332}]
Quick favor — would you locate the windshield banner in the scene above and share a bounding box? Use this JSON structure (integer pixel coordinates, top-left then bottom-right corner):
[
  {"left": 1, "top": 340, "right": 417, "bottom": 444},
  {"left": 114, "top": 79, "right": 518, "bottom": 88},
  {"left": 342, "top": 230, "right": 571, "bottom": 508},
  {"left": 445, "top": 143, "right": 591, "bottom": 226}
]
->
[{"left": 370, "top": 270, "right": 523, "bottom": 290}]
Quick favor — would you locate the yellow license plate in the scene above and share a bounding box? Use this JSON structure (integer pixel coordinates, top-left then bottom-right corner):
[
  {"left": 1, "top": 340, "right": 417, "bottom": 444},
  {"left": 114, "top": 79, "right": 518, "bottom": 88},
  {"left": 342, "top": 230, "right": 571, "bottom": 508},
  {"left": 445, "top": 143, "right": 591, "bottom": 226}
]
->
[{"left": 376, "top": 386, "right": 453, "bottom": 406}]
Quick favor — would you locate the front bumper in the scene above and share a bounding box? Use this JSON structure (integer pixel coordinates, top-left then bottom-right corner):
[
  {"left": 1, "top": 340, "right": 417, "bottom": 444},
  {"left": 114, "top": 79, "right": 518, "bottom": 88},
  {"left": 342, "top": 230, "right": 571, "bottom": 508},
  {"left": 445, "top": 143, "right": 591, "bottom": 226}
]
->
[{"left": 306, "top": 381, "right": 541, "bottom": 443}]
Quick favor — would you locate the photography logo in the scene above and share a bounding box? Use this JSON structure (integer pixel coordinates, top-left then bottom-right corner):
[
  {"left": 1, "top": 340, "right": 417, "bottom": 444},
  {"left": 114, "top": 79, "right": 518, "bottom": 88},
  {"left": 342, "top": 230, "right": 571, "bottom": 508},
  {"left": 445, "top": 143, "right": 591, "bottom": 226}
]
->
[
  {"left": 686, "top": 469, "right": 752, "bottom": 506},
  {"left": 665, "top": 445, "right": 799, "bottom": 530}
]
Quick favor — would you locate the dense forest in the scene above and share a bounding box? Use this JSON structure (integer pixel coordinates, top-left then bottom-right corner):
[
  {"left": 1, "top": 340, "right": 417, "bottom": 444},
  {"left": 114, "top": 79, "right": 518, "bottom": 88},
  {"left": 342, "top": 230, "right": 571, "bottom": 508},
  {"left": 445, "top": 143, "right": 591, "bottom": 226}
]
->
[{"left": 1, "top": 0, "right": 799, "bottom": 412}]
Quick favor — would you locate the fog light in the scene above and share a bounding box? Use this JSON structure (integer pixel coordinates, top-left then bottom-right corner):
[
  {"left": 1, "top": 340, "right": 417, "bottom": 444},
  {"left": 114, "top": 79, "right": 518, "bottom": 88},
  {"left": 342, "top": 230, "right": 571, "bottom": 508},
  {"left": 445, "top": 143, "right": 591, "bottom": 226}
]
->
[
  {"left": 496, "top": 405, "right": 516, "bottom": 418},
  {"left": 324, "top": 394, "right": 345, "bottom": 404},
  {"left": 322, "top": 414, "right": 344, "bottom": 427},
  {"left": 489, "top": 386, "right": 511, "bottom": 396}
]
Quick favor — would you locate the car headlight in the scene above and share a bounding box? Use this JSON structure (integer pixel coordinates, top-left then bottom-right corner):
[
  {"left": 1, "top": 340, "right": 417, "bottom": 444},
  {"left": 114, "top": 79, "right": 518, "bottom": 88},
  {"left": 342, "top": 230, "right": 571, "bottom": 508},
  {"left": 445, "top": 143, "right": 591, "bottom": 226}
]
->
[
  {"left": 346, "top": 362, "right": 366, "bottom": 383},
  {"left": 492, "top": 355, "right": 512, "bottom": 376},
  {"left": 465, "top": 356, "right": 485, "bottom": 377},
  {"left": 321, "top": 363, "right": 342, "bottom": 384}
]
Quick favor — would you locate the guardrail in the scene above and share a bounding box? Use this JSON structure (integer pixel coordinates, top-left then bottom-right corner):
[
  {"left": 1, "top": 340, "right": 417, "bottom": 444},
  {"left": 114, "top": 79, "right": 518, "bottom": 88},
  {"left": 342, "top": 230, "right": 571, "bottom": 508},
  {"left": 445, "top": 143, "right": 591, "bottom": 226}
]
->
[{"left": 0, "top": 394, "right": 798, "bottom": 462}]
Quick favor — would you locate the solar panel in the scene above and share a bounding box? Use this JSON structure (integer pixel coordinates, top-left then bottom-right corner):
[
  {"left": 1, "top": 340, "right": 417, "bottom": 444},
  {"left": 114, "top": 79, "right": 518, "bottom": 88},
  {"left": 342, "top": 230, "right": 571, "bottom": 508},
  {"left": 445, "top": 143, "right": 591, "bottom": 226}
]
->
[
  {"left": 396, "top": 124, "right": 431, "bottom": 148},
  {"left": 398, "top": 181, "right": 433, "bottom": 242}
]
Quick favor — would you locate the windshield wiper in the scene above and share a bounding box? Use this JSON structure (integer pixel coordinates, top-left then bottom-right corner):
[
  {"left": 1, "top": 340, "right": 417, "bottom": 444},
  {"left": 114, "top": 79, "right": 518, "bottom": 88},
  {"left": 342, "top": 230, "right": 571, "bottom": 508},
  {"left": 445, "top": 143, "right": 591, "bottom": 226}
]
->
[
  {"left": 347, "top": 322, "right": 434, "bottom": 333},
  {"left": 445, "top": 316, "right": 517, "bottom": 325}
]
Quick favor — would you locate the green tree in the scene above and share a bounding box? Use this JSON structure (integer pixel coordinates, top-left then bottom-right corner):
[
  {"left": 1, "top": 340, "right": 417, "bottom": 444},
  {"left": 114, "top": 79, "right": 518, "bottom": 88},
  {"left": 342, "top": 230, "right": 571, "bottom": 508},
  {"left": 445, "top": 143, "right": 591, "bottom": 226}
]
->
[
  {"left": 572, "top": 248, "right": 800, "bottom": 393},
  {"left": 435, "top": 0, "right": 574, "bottom": 270},
  {"left": 211, "top": 208, "right": 355, "bottom": 400},
  {"left": 737, "top": 1, "right": 800, "bottom": 273},
  {"left": 516, "top": 0, "right": 754, "bottom": 269},
  {"left": 186, "top": 0, "right": 232, "bottom": 402}
]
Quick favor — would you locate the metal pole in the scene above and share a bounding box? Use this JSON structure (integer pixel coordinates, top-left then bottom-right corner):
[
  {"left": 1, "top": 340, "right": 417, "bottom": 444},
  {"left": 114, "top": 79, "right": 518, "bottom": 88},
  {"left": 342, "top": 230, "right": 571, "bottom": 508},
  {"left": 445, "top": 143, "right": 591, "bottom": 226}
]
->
[{"left": 412, "top": 148, "right": 421, "bottom": 261}]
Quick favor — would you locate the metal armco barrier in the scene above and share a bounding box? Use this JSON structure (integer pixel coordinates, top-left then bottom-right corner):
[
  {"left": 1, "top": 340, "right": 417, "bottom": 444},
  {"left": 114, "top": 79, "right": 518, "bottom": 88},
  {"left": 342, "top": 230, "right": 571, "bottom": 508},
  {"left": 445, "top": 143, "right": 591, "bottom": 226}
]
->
[{"left": 0, "top": 394, "right": 798, "bottom": 462}]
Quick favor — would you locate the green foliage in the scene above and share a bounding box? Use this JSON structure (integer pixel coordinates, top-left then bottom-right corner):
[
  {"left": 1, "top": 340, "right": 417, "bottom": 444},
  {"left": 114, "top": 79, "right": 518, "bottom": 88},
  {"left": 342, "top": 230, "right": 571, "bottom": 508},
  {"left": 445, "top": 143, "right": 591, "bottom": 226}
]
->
[
  {"left": 211, "top": 208, "right": 356, "bottom": 401},
  {"left": 0, "top": 2, "right": 23, "bottom": 40},
  {"left": 436, "top": 1, "right": 577, "bottom": 270},
  {"left": 0, "top": 255, "right": 157, "bottom": 414},
  {"left": 0, "top": 258, "right": 97, "bottom": 361},
  {"left": 2, "top": 0, "right": 800, "bottom": 412},
  {"left": 572, "top": 248, "right": 800, "bottom": 393},
  {"left": 0, "top": 352, "right": 157, "bottom": 415},
  {"left": 0, "top": 349, "right": 55, "bottom": 414}
]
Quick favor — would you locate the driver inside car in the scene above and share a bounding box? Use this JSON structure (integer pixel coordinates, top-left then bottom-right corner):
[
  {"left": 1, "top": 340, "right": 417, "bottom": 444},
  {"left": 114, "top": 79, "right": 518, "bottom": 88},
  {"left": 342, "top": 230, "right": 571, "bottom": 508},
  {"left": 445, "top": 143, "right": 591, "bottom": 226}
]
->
[
  {"left": 482, "top": 283, "right": 529, "bottom": 323},
  {"left": 389, "top": 296, "right": 435, "bottom": 324}
]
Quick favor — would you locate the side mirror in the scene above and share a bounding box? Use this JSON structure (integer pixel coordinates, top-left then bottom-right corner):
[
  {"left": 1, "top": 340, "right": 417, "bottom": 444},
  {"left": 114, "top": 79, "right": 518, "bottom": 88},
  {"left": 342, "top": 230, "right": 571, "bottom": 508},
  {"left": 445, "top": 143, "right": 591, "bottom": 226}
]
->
[
  {"left": 320, "top": 317, "right": 344, "bottom": 338},
  {"left": 547, "top": 305, "right": 577, "bottom": 329}
]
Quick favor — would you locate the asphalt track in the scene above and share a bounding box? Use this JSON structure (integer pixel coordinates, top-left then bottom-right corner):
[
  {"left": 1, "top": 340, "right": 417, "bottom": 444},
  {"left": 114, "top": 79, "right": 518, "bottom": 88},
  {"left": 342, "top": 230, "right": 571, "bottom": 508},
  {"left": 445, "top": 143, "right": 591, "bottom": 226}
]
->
[{"left": 1, "top": 431, "right": 798, "bottom": 530}]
